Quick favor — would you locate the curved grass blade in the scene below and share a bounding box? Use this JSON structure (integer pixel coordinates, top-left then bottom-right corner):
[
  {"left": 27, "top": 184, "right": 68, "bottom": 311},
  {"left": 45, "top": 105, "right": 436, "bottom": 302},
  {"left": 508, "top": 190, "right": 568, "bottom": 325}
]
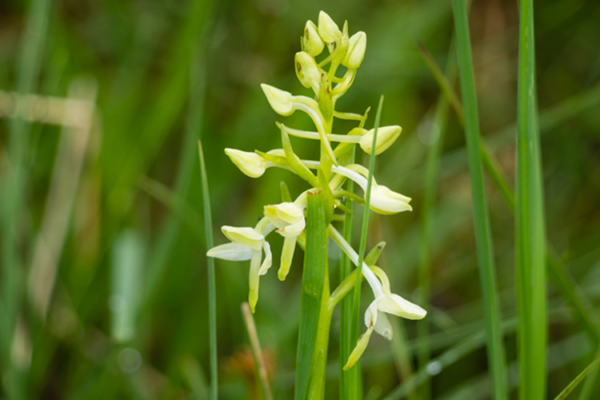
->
[
  {"left": 451, "top": 1, "right": 508, "bottom": 399},
  {"left": 553, "top": 357, "right": 600, "bottom": 400}
]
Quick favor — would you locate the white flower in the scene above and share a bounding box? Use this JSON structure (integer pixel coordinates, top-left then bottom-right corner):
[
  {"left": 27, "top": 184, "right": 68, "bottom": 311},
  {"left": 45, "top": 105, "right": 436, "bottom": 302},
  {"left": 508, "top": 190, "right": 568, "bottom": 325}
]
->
[
  {"left": 359, "top": 125, "right": 402, "bottom": 155},
  {"left": 225, "top": 148, "right": 266, "bottom": 178},
  {"left": 318, "top": 11, "right": 341, "bottom": 43},
  {"left": 331, "top": 165, "right": 412, "bottom": 214},
  {"left": 343, "top": 31, "right": 366, "bottom": 69},
  {"left": 343, "top": 268, "right": 426, "bottom": 370},
  {"left": 264, "top": 202, "right": 306, "bottom": 281},
  {"left": 369, "top": 184, "right": 412, "bottom": 214},
  {"left": 302, "top": 20, "right": 324, "bottom": 57},
  {"left": 207, "top": 225, "right": 273, "bottom": 312}
]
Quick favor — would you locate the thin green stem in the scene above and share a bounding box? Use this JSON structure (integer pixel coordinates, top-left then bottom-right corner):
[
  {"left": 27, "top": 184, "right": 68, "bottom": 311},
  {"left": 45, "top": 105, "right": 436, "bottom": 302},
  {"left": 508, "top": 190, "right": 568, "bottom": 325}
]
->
[
  {"left": 198, "top": 141, "right": 218, "bottom": 400},
  {"left": 349, "top": 96, "right": 384, "bottom": 396},
  {"left": 452, "top": 1, "right": 508, "bottom": 399}
]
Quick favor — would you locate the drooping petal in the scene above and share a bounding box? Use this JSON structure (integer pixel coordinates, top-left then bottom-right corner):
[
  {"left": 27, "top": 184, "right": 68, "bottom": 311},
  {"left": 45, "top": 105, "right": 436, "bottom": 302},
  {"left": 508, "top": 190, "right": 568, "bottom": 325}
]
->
[
  {"left": 278, "top": 237, "right": 297, "bottom": 281},
  {"left": 343, "top": 326, "right": 373, "bottom": 371},
  {"left": 258, "top": 241, "right": 272, "bottom": 276},
  {"left": 248, "top": 250, "right": 262, "bottom": 313},
  {"left": 207, "top": 242, "right": 253, "bottom": 261},
  {"left": 377, "top": 293, "right": 427, "bottom": 320},
  {"left": 222, "top": 226, "right": 264, "bottom": 251}
]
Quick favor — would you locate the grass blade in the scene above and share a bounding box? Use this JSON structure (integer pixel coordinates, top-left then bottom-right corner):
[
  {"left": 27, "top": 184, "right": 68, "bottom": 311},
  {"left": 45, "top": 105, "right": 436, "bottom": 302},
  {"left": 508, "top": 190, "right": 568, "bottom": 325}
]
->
[
  {"left": 198, "top": 141, "right": 218, "bottom": 400},
  {"left": 553, "top": 357, "right": 600, "bottom": 400},
  {"left": 515, "top": 0, "right": 547, "bottom": 398},
  {"left": 419, "top": 40, "right": 600, "bottom": 346},
  {"left": 416, "top": 42, "right": 454, "bottom": 400},
  {"left": 110, "top": 230, "right": 145, "bottom": 343},
  {"left": 348, "top": 95, "right": 384, "bottom": 398},
  {"left": 295, "top": 190, "right": 328, "bottom": 400},
  {"left": 451, "top": 1, "right": 508, "bottom": 399}
]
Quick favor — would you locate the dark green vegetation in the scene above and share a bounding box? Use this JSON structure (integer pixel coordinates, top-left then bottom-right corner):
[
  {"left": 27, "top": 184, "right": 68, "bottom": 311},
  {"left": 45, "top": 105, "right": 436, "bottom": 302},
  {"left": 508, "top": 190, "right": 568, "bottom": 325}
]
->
[{"left": 1, "top": 0, "right": 600, "bottom": 399}]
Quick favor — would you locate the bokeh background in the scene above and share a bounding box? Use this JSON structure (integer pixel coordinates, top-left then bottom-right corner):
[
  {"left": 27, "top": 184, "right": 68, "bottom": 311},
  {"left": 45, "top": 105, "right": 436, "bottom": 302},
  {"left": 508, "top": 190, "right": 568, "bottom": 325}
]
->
[{"left": 1, "top": 0, "right": 600, "bottom": 398}]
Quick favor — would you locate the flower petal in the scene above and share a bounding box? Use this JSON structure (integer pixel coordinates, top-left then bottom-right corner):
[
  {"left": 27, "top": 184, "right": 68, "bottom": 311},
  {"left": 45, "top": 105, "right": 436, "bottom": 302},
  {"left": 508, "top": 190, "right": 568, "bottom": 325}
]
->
[
  {"left": 222, "top": 226, "right": 264, "bottom": 251},
  {"left": 377, "top": 293, "right": 427, "bottom": 320},
  {"left": 373, "top": 311, "right": 393, "bottom": 340},
  {"left": 206, "top": 242, "right": 253, "bottom": 261}
]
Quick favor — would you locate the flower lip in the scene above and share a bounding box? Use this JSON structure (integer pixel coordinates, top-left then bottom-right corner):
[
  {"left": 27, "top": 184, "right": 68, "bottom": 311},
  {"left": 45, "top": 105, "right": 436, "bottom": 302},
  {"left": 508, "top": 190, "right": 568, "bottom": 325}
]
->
[
  {"left": 261, "top": 84, "right": 294, "bottom": 116},
  {"left": 225, "top": 148, "right": 266, "bottom": 178},
  {"left": 222, "top": 226, "right": 264, "bottom": 251}
]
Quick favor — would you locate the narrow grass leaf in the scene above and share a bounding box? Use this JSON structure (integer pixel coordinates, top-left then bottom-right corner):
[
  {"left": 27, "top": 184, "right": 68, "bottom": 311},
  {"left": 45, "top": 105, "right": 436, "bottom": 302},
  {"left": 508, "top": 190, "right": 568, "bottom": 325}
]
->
[
  {"left": 553, "top": 357, "right": 600, "bottom": 400},
  {"left": 198, "top": 141, "right": 219, "bottom": 400},
  {"left": 452, "top": 1, "right": 508, "bottom": 399},
  {"left": 349, "top": 95, "right": 384, "bottom": 398},
  {"left": 515, "top": 0, "right": 547, "bottom": 398},
  {"left": 111, "top": 230, "right": 145, "bottom": 342}
]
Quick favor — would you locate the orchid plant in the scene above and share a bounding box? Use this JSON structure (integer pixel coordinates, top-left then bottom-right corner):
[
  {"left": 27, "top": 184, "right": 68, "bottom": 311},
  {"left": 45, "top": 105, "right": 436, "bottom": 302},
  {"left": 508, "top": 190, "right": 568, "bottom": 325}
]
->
[{"left": 207, "top": 11, "right": 426, "bottom": 398}]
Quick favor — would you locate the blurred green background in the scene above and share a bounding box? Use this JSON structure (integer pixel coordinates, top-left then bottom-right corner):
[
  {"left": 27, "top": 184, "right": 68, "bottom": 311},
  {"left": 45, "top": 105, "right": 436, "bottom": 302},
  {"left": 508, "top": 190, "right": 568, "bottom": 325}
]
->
[{"left": 1, "top": 0, "right": 600, "bottom": 398}]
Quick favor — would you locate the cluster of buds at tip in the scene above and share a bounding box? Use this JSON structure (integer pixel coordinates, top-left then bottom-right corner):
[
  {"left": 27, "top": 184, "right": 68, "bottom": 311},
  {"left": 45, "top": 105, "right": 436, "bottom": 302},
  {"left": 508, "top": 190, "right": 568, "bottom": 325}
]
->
[{"left": 208, "top": 11, "right": 426, "bottom": 368}]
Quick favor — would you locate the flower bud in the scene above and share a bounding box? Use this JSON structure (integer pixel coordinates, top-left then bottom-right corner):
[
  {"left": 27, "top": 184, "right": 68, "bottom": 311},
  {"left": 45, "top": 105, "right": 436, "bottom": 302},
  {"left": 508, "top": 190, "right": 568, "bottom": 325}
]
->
[
  {"left": 260, "top": 84, "right": 294, "bottom": 116},
  {"left": 318, "top": 11, "right": 341, "bottom": 43},
  {"left": 295, "top": 52, "right": 321, "bottom": 92},
  {"left": 369, "top": 184, "right": 412, "bottom": 215},
  {"left": 343, "top": 31, "right": 366, "bottom": 69},
  {"left": 302, "top": 20, "right": 324, "bottom": 56},
  {"left": 359, "top": 125, "right": 402, "bottom": 155},
  {"left": 225, "top": 148, "right": 266, "bottom": 178},
  {"left": 222, "top": 226, "right": 264, "bottom": 251}
]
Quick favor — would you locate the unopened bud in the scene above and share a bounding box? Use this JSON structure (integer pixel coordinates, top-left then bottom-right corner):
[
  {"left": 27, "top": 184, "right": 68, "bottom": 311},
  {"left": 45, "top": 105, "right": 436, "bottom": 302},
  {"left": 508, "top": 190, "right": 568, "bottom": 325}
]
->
[
  {"left": 295, "top": 52, "right": 321, "bottom": 92},
  {"left": 302, "top": 20, "right": 324, "bottom": 56},
  {"left": 343, "top": 31, "right": 366, "bottom": 69},
  {"left": 318, "top": 11, "right": 341, "bottom": 43}
]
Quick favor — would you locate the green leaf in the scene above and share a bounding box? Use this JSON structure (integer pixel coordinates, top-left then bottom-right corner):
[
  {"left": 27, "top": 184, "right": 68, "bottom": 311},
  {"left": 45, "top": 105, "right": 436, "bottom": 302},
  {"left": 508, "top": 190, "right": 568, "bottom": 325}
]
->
[{"left": 515, "top": 0, "right": 547, "bottom": 398}]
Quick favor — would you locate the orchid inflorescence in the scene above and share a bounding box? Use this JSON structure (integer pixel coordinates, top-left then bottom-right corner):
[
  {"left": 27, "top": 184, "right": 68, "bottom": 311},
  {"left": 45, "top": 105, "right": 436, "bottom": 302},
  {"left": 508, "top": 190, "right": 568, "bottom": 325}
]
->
[{"left": 208, "top": 11, "right": 426, "bottom": 370}]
